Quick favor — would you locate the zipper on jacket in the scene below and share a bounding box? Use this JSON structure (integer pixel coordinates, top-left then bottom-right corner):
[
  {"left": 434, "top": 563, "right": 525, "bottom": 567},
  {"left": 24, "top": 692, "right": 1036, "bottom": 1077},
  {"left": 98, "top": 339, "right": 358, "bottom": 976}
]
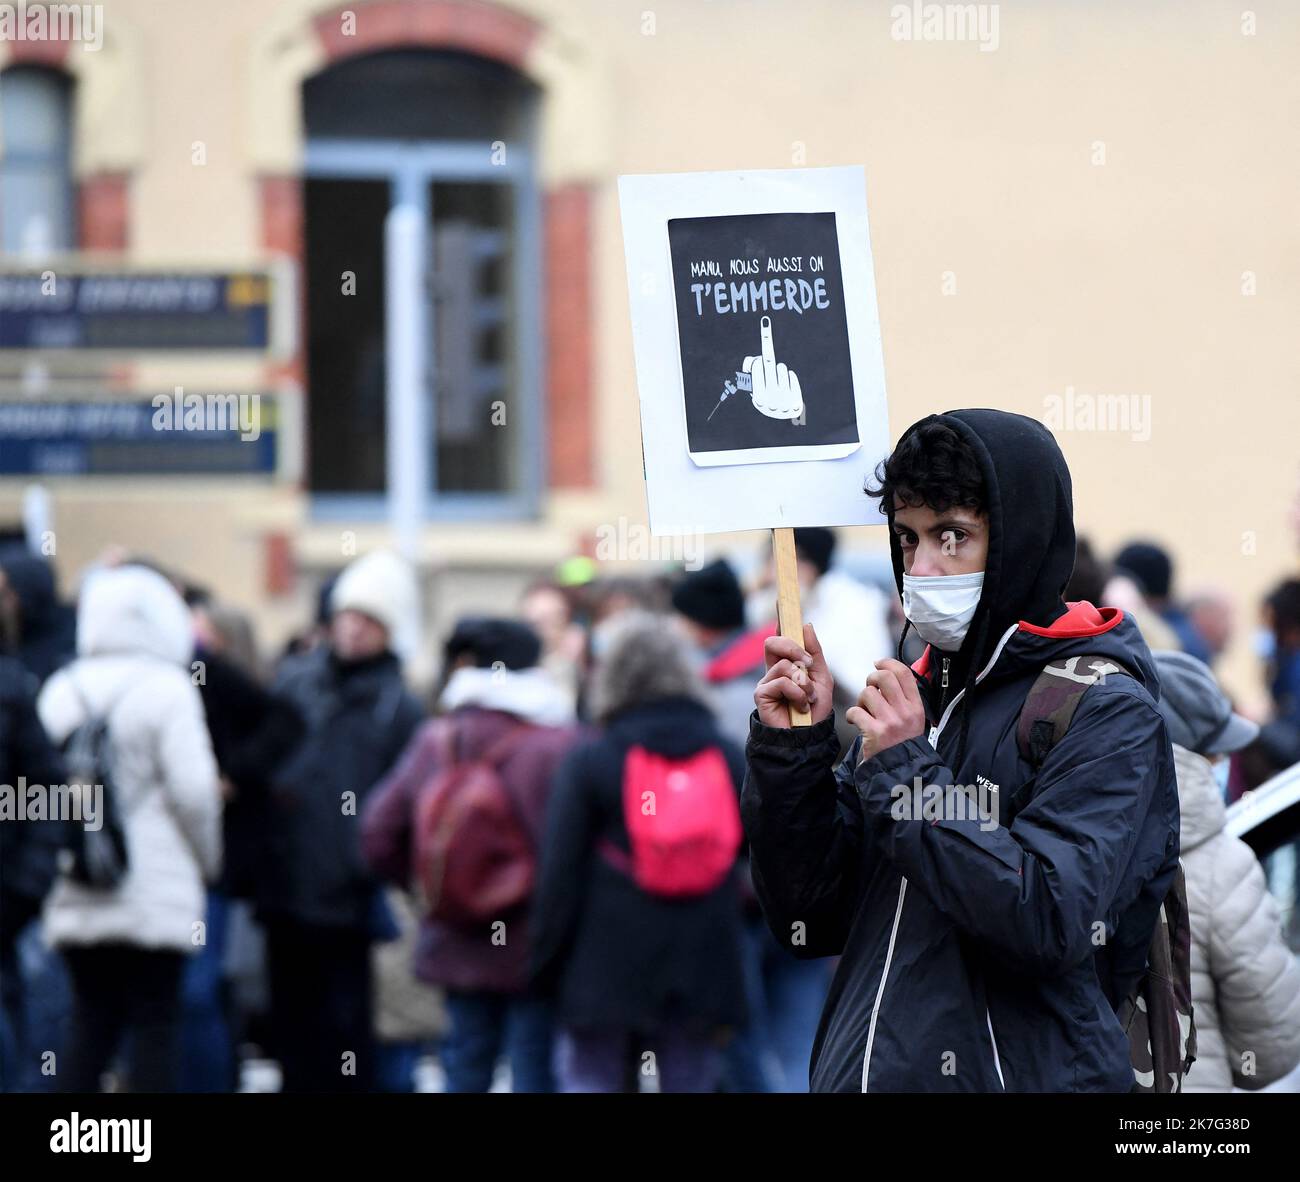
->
[
  {"left": 928, "top": 657, "right": 952, "bottom": 747},
  {"left": 860, "top": 877, "right": 908, "bottom": 1093},
  {"left": 986, "top": 1006, "right": 1006, "bottom": 1090},
  {"left": 860, "top": 623, "right": 1020, "bottom": 1093}
]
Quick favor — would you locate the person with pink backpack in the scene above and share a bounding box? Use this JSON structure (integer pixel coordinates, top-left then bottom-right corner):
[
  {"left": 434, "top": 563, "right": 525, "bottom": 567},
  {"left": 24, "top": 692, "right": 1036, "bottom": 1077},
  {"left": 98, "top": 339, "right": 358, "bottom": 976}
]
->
[
  {"left": 361, "top": 618, "right": 579, "bottom": 1092},
  {"left": 530, "top": 610, "right": 749, "bottom": 1092}
]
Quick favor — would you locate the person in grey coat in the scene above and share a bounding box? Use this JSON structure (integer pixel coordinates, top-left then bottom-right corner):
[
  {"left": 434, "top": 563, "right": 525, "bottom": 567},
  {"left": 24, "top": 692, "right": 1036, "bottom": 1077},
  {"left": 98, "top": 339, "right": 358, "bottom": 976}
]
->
[{"left": 1153, "top": 650, "right": 1300, "bottom": 1091}]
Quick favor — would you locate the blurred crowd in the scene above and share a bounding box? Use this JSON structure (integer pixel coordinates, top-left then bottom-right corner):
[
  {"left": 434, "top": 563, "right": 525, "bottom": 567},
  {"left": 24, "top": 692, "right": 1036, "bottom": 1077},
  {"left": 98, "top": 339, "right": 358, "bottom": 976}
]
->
[{"left": 0, "top": 526, "right": 1297, "bottom": 1093}]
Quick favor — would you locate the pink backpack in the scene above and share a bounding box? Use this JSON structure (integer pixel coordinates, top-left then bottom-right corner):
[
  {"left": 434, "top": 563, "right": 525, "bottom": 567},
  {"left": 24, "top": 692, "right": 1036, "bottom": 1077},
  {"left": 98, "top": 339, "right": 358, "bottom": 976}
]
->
[
  {"left": 600, "top": 744, "right": 742, "bottom": 898},
  {"left": 414, "top": 721, "right": 535, "bottom": 926}
]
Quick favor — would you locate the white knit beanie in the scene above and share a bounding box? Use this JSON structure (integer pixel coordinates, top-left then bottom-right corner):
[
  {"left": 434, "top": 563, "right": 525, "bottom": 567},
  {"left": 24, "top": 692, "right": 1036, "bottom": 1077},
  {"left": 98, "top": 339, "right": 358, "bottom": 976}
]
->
[{"left": 331, "top": 550, "right": 420, "bottom": 659}]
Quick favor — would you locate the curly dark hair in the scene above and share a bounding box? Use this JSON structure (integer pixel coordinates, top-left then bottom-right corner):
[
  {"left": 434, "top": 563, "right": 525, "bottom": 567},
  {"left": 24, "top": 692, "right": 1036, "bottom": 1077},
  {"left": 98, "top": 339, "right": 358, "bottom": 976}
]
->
[{"left": 865, "top": 420, "right": 987, "bottom": 519}]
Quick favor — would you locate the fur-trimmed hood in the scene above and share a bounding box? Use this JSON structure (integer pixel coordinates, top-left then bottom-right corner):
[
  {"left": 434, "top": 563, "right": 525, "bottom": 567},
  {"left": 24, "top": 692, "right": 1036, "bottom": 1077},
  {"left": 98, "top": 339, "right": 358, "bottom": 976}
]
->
[
  {"left": 438, "top": 664, "right": 575, "bottom": 726},
  {"left": 76, "top": 564, "right": 193, "bottom": 667}
]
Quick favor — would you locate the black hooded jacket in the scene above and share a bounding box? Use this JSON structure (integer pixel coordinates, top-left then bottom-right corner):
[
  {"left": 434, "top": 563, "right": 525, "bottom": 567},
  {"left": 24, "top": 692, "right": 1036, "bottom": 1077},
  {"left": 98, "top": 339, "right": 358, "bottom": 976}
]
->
[
  {"left": 742, "top": 409, "right": 1181, "bottom": 1092},
  {"left": 531, "top": 696, "right": 748, "bottom": 1036}
]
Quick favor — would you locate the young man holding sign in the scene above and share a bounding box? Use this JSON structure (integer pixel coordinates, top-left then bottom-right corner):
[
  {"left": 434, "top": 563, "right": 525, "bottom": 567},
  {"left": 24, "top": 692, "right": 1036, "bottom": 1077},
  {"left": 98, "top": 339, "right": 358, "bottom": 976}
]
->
[{"left": 742, "top": 409, "right": 1183, "bottom": 1092}]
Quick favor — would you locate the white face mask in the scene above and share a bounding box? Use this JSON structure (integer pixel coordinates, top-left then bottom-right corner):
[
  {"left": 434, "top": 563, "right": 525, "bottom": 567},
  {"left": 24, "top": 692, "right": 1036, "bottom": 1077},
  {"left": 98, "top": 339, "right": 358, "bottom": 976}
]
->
[{"left": 901, "top": 571, "right": 985, "bottom": 652}]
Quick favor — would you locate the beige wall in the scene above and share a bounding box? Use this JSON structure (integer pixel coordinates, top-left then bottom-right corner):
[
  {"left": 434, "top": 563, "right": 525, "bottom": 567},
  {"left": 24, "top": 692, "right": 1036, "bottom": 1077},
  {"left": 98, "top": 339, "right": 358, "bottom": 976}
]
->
[{"left": 2, "top": 0, "right": 1296, "bottom": 706}]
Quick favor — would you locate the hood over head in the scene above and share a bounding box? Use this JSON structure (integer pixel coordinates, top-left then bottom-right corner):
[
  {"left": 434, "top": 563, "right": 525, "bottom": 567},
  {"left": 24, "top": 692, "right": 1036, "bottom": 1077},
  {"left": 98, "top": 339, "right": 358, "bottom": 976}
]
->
[
  {"left": 1151, "top": 648, "right": 1258, "bottom": 756},
  {"left": 76, "top": 564, "right": 194, "bottom": 667},
  {"left": 886, "top": 409, "right": 1075, "bottom": 675},
  {"left": 887, "top": 411, "right": 1170, "bottom": 776}
]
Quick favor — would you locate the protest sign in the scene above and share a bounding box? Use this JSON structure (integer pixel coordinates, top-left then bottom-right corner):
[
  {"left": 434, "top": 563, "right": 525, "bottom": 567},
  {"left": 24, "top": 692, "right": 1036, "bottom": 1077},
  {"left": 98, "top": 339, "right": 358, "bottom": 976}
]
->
[
  {"left": 619, "top": 166, "right": 889, "bottom": 536},
  {"left": 619, "top": 166, "right": 891, "bottom": 725}
]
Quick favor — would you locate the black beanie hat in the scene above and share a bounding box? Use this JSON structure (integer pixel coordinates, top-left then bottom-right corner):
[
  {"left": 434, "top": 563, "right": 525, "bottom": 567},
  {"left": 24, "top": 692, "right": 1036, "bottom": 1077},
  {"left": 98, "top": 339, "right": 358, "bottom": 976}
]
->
[
  {"left": 793, "top": 527, "right": 836, "bottom": 576},
  {"left": 671, "top": 559, "right": 746, "bottom": 632},
  {"left": 444, "top": 616, "right": 542, "bottom": 671},
  {"left": 1115, "top": 541, "right": 1173, "bottom": 600}
]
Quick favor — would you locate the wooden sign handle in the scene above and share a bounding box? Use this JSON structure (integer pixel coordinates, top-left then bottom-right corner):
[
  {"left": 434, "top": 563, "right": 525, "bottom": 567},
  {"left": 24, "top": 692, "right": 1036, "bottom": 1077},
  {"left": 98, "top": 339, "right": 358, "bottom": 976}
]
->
[{"left": 772, "top": 527, "right": 813, "bottom": 727}]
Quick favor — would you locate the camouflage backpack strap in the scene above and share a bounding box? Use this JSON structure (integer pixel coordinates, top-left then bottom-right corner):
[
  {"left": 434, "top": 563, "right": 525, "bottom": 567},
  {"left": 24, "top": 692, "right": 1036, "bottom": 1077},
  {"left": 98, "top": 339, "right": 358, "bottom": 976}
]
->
[
  {"left": 1121, "top": 864, "right": 1197, "bottom": 1092},
  {"left": 1016, "top": 654, "right": 1197, "bottom": 1093},
  {"left": 1165, "top": 865, "right": 1198, "bottom": 1079},
  {"left": 1016, "top": 655, "right": 1132, "bottom": 769}
]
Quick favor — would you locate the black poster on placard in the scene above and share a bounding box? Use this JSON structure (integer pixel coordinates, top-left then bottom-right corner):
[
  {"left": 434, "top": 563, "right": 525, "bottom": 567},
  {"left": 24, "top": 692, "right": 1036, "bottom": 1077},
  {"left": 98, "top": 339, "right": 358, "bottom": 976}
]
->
[{"left": 667, "top": 211, "right": 858, "bottom": 462}]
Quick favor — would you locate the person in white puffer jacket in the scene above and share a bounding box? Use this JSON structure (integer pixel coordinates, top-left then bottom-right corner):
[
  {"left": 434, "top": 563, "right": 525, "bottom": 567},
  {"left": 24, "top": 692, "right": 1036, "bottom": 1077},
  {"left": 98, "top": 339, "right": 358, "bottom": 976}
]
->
[
  {"left": 1153, "top": 650, "right": 1300, "bottom": 1092},
  {"left": 38, "top": 563, "right": 221, "bottom": 1092}
]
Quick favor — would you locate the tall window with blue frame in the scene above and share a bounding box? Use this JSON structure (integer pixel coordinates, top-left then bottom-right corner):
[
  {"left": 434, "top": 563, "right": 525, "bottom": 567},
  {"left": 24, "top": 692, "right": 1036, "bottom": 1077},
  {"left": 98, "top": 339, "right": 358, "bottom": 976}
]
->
[{"left": 301, "top": 50, "right": 542, "bottom": 520}]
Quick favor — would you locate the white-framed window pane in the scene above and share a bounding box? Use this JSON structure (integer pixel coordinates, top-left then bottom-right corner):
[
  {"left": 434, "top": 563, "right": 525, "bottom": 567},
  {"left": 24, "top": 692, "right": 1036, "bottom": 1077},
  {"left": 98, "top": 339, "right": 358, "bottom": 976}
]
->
[
  {"left": 0, "top": 66, "right": 75, "bottom": 254},
  {"left": 429, "top": 179, "right": 517, "bottom": 494}
]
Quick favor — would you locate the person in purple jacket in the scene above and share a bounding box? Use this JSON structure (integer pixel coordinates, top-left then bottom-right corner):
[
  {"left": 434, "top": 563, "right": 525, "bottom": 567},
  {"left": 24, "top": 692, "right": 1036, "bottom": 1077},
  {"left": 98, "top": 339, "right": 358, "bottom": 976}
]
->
[{"left": 362, "top": 617, "right": 579, "bottom": 1093}]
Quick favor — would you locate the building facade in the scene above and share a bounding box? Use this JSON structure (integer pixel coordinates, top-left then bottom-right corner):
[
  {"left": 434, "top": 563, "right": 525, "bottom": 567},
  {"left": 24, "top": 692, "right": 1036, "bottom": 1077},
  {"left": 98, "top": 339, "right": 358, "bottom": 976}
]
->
[{"left": 1, "top": 0, "right": 1297, "bottom": 704}]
